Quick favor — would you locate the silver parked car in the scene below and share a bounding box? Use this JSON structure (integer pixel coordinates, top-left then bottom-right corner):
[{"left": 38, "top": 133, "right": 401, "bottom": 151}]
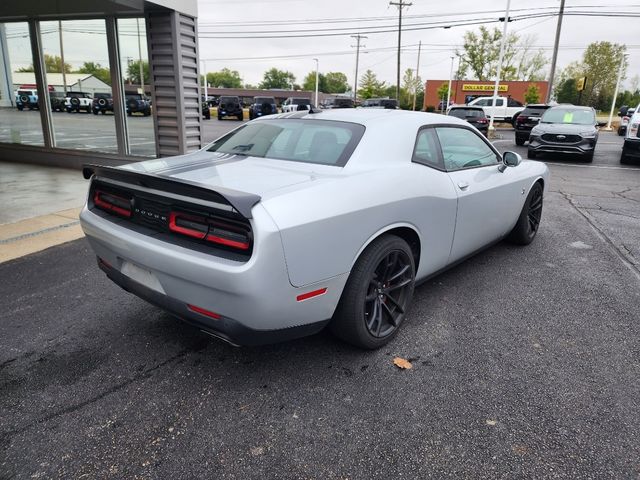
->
[
  {"left": 528, "top": 105, "right": 598, "bottom": 162},
  {"left": 80, "top": 109, "right": 549, "bottom": 349}
]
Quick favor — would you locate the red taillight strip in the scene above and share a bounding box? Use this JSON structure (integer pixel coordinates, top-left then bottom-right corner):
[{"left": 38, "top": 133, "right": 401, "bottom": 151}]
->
[
  {"left": 168, "top": 212, "right": 207, "bottom": 240},
  {"left": 187, "top": 304, "right": 221, "bottom": 320},
  {"left": 205, "top": 234, "right": 250, "bottom": 250},
  {"left": 296, "top": 288, "right": 327, "bottom": 302},
  {"left": 93, "top": 190, "right": 131, "bottom": 218}
]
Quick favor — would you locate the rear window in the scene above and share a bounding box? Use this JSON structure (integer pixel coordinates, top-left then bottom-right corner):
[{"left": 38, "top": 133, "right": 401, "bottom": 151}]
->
[
  {"left": 542, "top": 107, "right": 595, "bottom": 125},
  {"left": 449, "top": 108, "right": 484, "bottom": 119},
  {"left": 220, "top": 96, "right": 239, "bottom": 102},
  {"left": 521, "top": 106, "right": 549, "bottom": 116},
  {"left": 254, "top": 97, "right": 274, "bottom": 103},
  {"left": 207, "top": 119, "right": 365, "bottom": 167},
  {"left": 292, "top": 98, "right": 309, "bottom": 105}
]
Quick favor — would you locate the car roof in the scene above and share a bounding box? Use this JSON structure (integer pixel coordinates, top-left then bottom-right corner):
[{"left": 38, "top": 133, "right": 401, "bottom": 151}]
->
[
  {"left": 261, "top": 108, "right": 467, "bottom": 128},
  {"left": 449, "top": 105, "right": 483, "bottom": 110},
  {"left": 547, "top": 105, "right": 594, "bottom": 111}
]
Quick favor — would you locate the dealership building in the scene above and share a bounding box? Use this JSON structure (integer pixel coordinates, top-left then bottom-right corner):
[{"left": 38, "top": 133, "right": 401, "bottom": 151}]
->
[
  {"left": 0, "top": 0, "right": 200, "bottom": 167},
  {"left": 424, "top": 80, "right": 549, "bottom": 109}
]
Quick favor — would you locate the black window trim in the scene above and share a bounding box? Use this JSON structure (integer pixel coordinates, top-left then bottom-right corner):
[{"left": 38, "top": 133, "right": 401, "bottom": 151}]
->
[{"left": 411, "top": 125, "right": 445, "bottom": 171}]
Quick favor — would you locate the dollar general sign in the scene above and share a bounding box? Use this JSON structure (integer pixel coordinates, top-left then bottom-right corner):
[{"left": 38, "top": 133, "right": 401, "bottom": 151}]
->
[{"left": 462, "top": 84, "right": 509, "bottom": 92}]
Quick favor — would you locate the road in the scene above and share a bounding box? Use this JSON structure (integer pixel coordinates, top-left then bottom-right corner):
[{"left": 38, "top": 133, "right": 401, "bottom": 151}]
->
[{"left": 1, "top": 127, "right": 639, "bottom": 479}]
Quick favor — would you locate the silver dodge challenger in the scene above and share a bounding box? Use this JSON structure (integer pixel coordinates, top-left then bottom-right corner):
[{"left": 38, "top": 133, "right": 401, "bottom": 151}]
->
[{"left": 80, "top": 109, "right": 549, "bottom": 349}]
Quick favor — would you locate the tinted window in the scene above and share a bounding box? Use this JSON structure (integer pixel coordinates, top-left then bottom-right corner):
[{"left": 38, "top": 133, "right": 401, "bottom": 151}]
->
[
  {"left": 292, "top": 98, "right": 309, "bottom": 105},
  {"left": 508, "top": 98, "right": 523, "bottom": 107},
  {"left": 474, "top": 98, "right": 490, "bottom": 106},
  {"left": 207, "top": 119, "right": 365, "bottom": 167},
  {"left": 254, "top": 97, "right": 274, "bottom": 103},
  {"left": 541, "top": 107, "right": 595, "bottom": 125},
  {"left": 521, "top": 106, "right": 549, "bottom": 116},
  {"left": 449, "top": 108, "right": 484, "bottom": 119},
  {"left": 435, "top": 127, "right": 498, "bottom": 171},
  {"left": 412, "top": 128, "right": 443, "bottom": 169}
]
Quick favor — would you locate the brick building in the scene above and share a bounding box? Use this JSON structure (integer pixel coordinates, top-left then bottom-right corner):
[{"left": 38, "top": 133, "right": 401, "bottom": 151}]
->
[{"left": 424, "top": 80, "right": 549, "bottom": 109}]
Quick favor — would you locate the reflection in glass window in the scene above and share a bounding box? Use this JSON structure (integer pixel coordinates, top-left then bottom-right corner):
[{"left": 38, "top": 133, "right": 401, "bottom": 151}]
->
[
  {"left": 118, "top": 18, "right": 156, "bottom": 157},
  {"left": 0, "top": 22, "right": 45, "bottom": 146},
  {"left": 40, "top": 19, "right": 117, "bottom": 153},
  {"left": 436, "top": 127, "right": 498, "bottom": 171}
]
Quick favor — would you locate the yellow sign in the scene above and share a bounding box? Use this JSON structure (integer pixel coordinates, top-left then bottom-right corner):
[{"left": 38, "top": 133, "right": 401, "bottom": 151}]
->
[
  {"left": 462, "top": 84, "right": 509, "bottom": 92},
  {"left": 576, "top": 77, "right": 587, "bottom": 91}
]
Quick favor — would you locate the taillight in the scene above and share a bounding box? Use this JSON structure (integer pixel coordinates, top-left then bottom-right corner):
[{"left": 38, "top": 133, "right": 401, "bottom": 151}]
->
[
  {"left": 477, "top": 118, "right": 488, "bottom": 124},
  {"left": 516, "top": 116, "right": 526, "bottom": 123},
  {"left": 93, "top": 190, "right": 132, "bottom": 218},
  {"left": 169, "top": 210, "right": 251, "bottom": 251}
]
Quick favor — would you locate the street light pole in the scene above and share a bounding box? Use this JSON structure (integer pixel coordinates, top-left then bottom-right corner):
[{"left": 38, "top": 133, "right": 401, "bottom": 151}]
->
[
  {"left": 488, "top": 0, "right": 511, "bottom": 136},
  {"left": 58, "top": 21, "right": 67, "bottom": 94},
  {"left": 606, "top": 53, "right": 625, "bottom": 130},
  {"left": 412, "top": 40, "right": 422, "bottom": 111},
  {"left": 351, "top": 34, "right": 367, "bottom": 101},
  {"left": 313, "top": 58, "right": 319, "bottom": 107},
  {"left": 446, "top": 56, "right": 454, "bottom": 110},
  {"left": 546, "top": 0, "right": 566, "bottom": 103},
  {"left": 136, "top": 18, "right": 144, "bottom": 96}
]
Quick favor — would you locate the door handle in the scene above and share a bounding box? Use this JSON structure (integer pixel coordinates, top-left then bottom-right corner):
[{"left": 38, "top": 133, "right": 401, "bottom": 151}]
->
[{"left": 457, "top": 181, "right": 469, "bottom": 190}]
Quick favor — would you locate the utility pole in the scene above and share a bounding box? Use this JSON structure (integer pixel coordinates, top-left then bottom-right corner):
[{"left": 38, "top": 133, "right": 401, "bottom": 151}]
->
[
  {"left": 313, "top": 58, "right": 319, "bottom": 107},
  {"left": 202, "top": 60, "right": 208, "bottom": 103},
  {"left": 546, "top": 0, "right": 565, "bottom": 103},
  {"left": 58, "top": 21, "right": 67, "bottom": 94},
  {"left": 412, "top": 40, "right": 422, "bottom": 111},
  {"left": 351, "top": 34, "right": 367, "bottom": 101},
  {"left": 390, "top": 0, "right": 412, "bottom": 101},
  {"left": 488, "top": 0, "right": 511, "bottom": 136},
  {"left": 606, "top": 54, "right": 625, "bottom": 130},
  {"left": 446, "top": 55, "right": 455, "bottom": 109},
  {"left": 136, "top": 18, "right": 145, "bottom": 96}
]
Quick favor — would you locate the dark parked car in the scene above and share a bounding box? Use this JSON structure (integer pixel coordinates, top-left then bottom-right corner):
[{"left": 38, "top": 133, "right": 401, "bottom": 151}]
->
[
  {"left": 447, "top": 105, "right": 489, "bottom": 135},
  {"left": 514, "top": 104, "right": 552, "bottom": 145},
  {"left": 323, "top": 98, "right": 355, "bottom": 109},
  {"left": 528, "top": 106, "right": 598, "bottom": 162},
  {"left": 126, "top": 94, "right": 151, "bottom": 116},
  {"left": 362, "top": 98, "right": 398, "bottom": 109},
  {"left": 92, "top": 93, "right": 114, "bottom": 115},
  {"left": 49, "top": 91, "right": 66, "bottom": 112},
  {"left": 248, "top": 96, "right": 277, "bottom": 120},
  {"left": 202, "top": 101, "right": 211, "bottom": 120},
  {"left": 618, "top": 108, "right": 635, "bottom": 136},
  {"left": 217, "top": 96, "right": 243, "bottom": 121}
]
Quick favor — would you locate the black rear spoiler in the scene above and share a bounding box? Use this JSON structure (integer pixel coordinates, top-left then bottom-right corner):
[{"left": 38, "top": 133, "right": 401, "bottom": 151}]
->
[{"left": 83, "top": 164, "right": 261, "bottom": 219}]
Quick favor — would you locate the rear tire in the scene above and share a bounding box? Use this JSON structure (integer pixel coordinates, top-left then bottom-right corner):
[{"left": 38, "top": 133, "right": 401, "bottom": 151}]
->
[
  {"left": 330, "top": 235, "right": 416, "bottom": 349},
  {"left": 506, "top": 182, "right": 543, "bottom": 246},
  {"left": 621, "top": 151, "right": 631, "bottom": 164}
]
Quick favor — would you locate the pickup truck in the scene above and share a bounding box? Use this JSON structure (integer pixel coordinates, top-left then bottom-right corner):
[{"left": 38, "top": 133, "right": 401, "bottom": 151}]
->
[
  {"left": 467, "top": 96, "right": 524, "bottom": 126},
  {"left": 281, "top": 97, "right": 311, "bottom": 113}
]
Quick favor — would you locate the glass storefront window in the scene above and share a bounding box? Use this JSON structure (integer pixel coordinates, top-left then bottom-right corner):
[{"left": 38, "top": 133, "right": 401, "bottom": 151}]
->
[
  {"left": 40, "top": 19, "right": 118, "bottom": 154},
  {"left": 118, "top": 18, "right": 156, "bottom": 157},
  {"left": 0, "top": 22, "right": 45, "bottom": 146}
]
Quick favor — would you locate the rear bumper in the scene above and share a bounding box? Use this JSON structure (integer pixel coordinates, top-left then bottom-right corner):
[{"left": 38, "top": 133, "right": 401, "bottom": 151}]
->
[{"left": 80, "top": 205, "right": 348, "bottom": 345}]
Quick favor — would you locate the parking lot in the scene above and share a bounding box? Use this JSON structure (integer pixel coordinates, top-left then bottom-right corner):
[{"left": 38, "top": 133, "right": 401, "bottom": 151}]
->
[{"left": 1, "top": 123, "right": 639, "bottom": 478}]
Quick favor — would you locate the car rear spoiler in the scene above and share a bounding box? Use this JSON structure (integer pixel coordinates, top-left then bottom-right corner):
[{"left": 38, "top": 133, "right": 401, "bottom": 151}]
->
[{"left": 83, "top": 164, "right": 261, "bottom": 219}]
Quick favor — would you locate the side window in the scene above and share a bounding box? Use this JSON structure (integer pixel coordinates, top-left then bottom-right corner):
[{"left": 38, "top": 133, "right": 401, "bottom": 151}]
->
[
  {"left": 435, "top": 127, "right": 499, "bottom": 171},
  {"left": 508, "top": 98, "right": 523, "bottom": 107},
  {"left": 412, "top": 128, "right": 443, "bottom": 169},
  {"left": 495, "top": 98, "right": 504, "bottom": 107},
  {"left": 475, "top": 98, "right": 489, "bottom": 106}
]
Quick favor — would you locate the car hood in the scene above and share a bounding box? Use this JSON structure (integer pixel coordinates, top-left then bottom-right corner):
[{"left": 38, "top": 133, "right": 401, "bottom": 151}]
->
[
  {"left": 120, "top": 150, "right": 337, "bottom": 198},
  {"left": 532, "top": 123, "right": 596, "bottom": 135}
]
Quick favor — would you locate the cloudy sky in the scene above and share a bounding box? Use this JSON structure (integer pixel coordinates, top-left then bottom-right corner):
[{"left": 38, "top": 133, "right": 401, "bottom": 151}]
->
[{"left": 4, "top": 0, "right": 640, "bottom": 89}]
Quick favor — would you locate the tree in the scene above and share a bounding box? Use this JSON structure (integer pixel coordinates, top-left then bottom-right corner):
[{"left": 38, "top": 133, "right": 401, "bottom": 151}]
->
[
  {"left": 524, "top": 84, "right": 540, "bottom": 104},
  {"left": 401, "top": 68, "right": 422, "bottom": 109},
  {"left": 127, "top": 60, "right": 150, "bottom": 85},
  {"left": 302, "top": 72, "right": 327, "bottom": 92},
  {"left": 436, "top": 82, "right": 449, "bottom": 107},
  {"left": 76, "top": 62, "right": 111, "bottom": 86},
  {"left": 324, "top": 72, "right": 349, "bottom": 93},
  {"left": 456, "top": 27, "right": 547, "bottom": 81},
  {"left": 555, "top": 78, "right": 579, "bottom": 105},
  {"left": 259, "top": 68, "right": 295, "bottom": 89},
  {"left": 358, "top": 70, "right": 386, "bottom": 99},
  {"left": 205, "top": 68, "right": 242, "bottom": 88},
  {"left": 17, "top": 54, "right": 71, "bottom": 74}
]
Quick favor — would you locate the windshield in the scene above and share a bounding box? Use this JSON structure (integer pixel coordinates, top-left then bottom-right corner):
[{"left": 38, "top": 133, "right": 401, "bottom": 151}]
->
[
  {"left": 542, "top": 107, "right": 594, "bottom": 125},
  {"left": 207, "top": 119, "right": 365, "bottom": 167},
  {"left": 449, "top": 108, "right": 483, "bottom": 119},
  {"left": 521, "top": 106, "right": 549, "bottom": 116}
]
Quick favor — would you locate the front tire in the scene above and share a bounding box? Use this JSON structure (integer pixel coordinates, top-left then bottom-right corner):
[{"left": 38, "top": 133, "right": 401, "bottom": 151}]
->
[
  {"left": 515, "top": 136, "right": 525, "bottom": 146},
  {"left": 506, "top": 182, "right": 543, "bottom": 245},
  {"left": 330, "top": 235, "right": 416, "bottom": 349},
  {"left": 527, "top": 149, "right": 537, "bottom": 159}
]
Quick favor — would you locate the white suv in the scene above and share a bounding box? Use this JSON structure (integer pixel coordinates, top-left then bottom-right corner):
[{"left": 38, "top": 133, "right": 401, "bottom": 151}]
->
[
  {"left": 65, "top": 91, "right": 93, "bottom": 113},
  {"left": 621, "top": 104, "right": 640, "bottom": 164}
]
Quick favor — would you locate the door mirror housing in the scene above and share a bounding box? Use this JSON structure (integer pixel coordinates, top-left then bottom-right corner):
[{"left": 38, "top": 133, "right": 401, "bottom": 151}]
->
[{"left": 499, "top": 151, "right": 522, "bottom": 172}]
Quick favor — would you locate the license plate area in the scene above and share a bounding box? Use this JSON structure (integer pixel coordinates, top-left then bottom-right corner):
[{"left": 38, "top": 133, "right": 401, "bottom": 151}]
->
[{"left": 121, "top": 260, "right": 165, "bottom": 294}]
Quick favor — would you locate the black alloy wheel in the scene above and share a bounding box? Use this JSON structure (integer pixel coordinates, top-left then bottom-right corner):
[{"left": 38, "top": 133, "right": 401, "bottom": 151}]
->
[
  {"left": 364, "top": 250, "right": 414, "bottom": 338},
  {"left": 331, "top": 234, "right": 416, "bottom": 349},
  {"left": 507, "top": 182, "right": 543, "bottom": 245}
]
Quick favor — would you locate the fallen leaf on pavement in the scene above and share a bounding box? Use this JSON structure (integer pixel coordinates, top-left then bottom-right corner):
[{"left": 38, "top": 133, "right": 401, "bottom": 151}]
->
[{"left": 393, "top": 357, "right": 413, "bottom": 369}]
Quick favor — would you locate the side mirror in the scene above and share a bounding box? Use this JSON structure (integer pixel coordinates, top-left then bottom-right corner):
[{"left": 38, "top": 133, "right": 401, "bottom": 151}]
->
[{"left": 499, "top": 151, "right": 522, "bottom": 172}]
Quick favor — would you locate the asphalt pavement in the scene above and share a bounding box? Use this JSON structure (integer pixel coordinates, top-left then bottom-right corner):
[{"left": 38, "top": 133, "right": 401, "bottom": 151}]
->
[{"left": 1, "top": 128, "right": 639, "bottom": 479}]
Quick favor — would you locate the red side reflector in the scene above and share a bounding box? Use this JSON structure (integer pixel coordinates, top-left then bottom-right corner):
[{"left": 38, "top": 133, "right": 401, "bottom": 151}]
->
[
  {"left": 187, "top": 304, "right": 221, "bottom": 320},
  {"left": 296, "top": 288, "right": 327, "bottom": 302}
]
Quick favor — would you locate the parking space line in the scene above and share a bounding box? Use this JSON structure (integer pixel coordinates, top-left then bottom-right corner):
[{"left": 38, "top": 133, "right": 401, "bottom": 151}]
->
[{"left": 545, "top": 162, "right": 640, "bottom": 171}]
